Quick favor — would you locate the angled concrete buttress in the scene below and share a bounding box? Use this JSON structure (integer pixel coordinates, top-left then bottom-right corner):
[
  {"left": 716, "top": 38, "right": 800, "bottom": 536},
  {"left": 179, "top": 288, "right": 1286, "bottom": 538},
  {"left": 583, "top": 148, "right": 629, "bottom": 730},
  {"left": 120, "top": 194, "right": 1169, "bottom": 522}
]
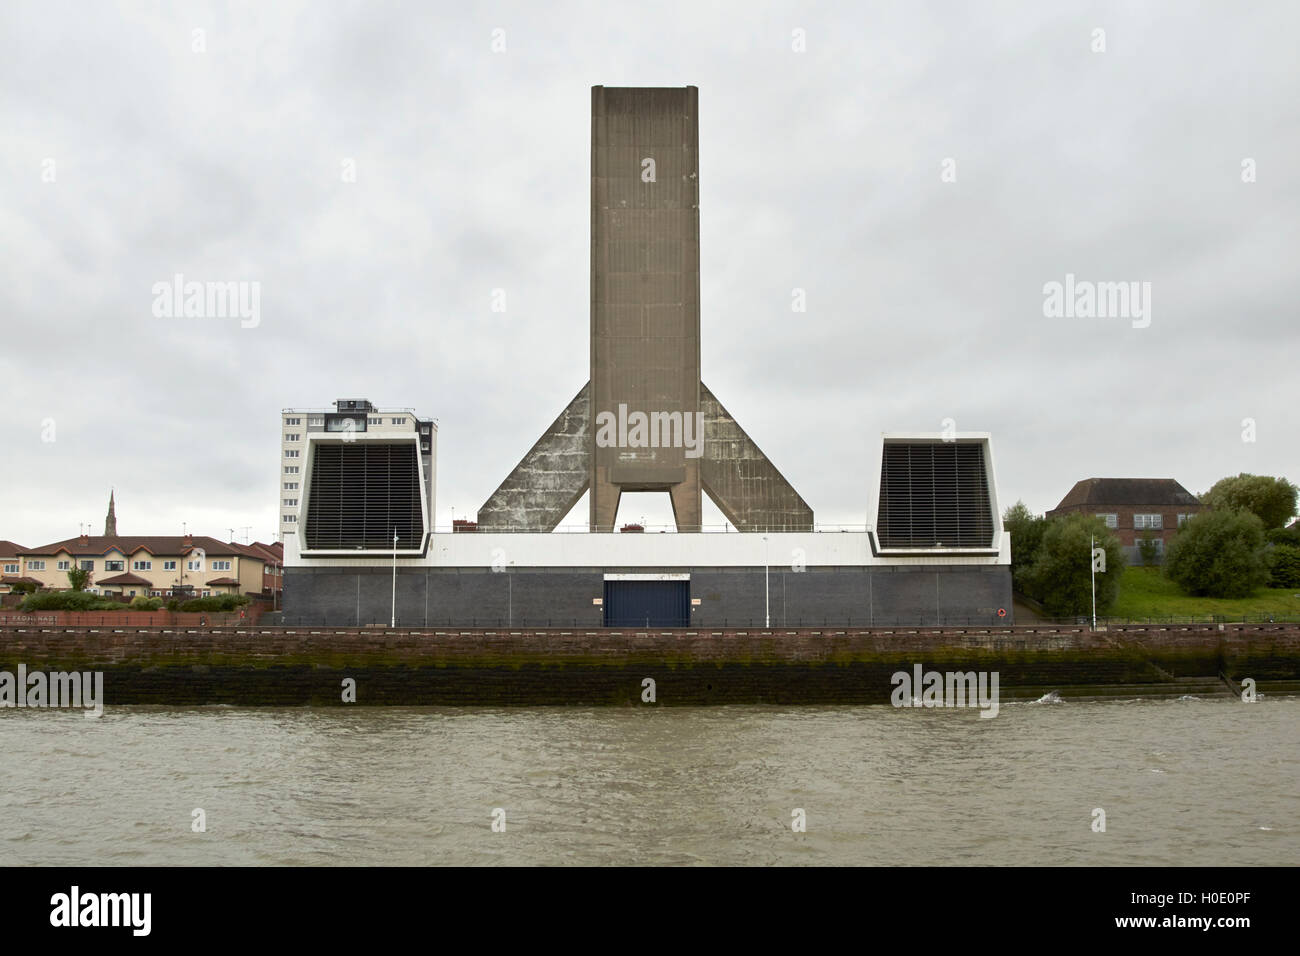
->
[{"left": 476, "top": 86, "right": 812, "bottom": 533}]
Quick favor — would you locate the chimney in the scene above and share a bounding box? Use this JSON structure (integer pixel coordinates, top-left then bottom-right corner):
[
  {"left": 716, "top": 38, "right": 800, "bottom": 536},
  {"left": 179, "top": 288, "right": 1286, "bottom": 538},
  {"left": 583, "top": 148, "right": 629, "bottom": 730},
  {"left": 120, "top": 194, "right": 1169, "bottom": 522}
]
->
[
  {"left": 78, "top": 532, "right": 89, "bottom": 546},
  {"left": 183, "top": 533, "right": 193, "bottom": 548}
]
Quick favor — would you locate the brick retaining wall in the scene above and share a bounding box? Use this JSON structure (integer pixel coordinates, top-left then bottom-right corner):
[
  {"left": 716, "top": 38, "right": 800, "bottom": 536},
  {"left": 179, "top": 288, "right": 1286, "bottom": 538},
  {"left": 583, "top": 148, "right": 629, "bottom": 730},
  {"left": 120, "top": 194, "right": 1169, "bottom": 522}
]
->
[{"left": 0, "top": 624, "right": 1296, "bottom": 706}]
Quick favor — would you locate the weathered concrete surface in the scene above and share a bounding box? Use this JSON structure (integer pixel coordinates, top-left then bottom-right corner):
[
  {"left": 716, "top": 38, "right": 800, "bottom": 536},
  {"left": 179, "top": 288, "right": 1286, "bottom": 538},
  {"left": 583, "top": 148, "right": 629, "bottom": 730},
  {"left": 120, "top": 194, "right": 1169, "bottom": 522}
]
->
[
  {"left": 590, "top": 85, "right": 703, "bottom": 531},
  {"left": 476, "top": 383, "right": 590, "bottom": 531},
  {"left": 2, "top": 624, "right": 1295, "bottom": 706},
  {"left": 477, "top": 87, "right": 814, "bottom": 533}
]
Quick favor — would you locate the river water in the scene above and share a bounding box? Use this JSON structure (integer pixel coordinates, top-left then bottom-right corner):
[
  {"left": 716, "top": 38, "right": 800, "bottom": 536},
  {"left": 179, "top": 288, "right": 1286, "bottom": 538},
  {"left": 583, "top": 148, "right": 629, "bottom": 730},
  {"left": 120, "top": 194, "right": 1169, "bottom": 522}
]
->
[{"left": 2, "top": 698, "right": 1296, "bottom": 866}]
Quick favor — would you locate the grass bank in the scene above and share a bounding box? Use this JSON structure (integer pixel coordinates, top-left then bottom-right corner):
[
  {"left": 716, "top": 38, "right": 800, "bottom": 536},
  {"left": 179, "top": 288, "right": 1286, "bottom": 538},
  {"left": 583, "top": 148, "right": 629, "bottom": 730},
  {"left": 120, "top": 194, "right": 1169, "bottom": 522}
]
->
[{"left": 1110, "top": 566, "right": 1300, "bottom": 621}]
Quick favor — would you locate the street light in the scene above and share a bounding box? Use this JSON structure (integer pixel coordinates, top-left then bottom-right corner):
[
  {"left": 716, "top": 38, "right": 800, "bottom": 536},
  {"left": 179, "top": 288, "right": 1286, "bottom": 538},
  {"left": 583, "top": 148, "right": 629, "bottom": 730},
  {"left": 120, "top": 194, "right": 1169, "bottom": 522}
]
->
[{"left": 1090, "top": 534, "right": 1097, "bottom": 630}]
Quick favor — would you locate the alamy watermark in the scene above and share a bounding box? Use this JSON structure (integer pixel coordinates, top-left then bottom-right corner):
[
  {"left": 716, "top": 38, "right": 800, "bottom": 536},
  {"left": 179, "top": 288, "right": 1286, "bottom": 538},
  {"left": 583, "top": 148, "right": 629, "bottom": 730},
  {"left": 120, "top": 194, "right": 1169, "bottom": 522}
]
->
[
  {"left": 50, "top": 886, "right": 150, "bottom": 936},
  {"left": 0, "top": 664, "right": 104, "bottom": 717},
  {"left": 151, "top": 273, "right": 260, "bottom": 328},
  {"left": 1043, "top": 273, "right": 1151, "bottom": 328},
  {"left": 594, "top": 404, "right": 704, "bottom": 458},
  {"left": 890, "top": 664, "right": 999, "bottom": 718}
]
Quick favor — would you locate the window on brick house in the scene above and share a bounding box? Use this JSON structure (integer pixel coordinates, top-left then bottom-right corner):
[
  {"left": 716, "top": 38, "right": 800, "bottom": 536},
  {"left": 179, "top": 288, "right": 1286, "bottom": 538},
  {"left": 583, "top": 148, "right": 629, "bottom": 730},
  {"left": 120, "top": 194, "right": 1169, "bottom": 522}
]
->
[{"left": 1096, "top": 513, "right": 1118, "bottom": 529}]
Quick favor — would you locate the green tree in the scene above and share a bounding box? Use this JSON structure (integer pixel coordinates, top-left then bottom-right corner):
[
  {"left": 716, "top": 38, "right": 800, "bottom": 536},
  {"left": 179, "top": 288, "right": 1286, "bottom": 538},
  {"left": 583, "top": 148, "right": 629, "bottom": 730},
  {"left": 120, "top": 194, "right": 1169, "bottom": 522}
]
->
[
  {"left": 1266, "top": 544, "right": 1300, "bottom": 589},
  {"left": 1023, "top": 514, "right": 1124, "bottom": 618},
  {"left": 67, "top": 566, "right": 89, "bottom": 591},
  {"left": 1002, "top": 500, "right": 1047, "bottom": 593},
  {"left": 1165, "top": 510, "right": 1269, "bottom": 597},
  {"left": 1202, "top": 474, "right": 1298, "bottom": 530},
  {"left": 1137, "top": 537, "right": 1160, "bottom": 566}
]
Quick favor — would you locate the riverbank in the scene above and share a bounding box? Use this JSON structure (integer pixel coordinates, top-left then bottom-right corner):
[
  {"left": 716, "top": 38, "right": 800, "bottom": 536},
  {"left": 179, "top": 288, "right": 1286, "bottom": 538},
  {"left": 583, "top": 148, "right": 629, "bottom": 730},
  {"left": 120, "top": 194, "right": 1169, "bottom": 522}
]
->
[{"left": 1, "top": 623, "right": 1297, "bottom": 705}]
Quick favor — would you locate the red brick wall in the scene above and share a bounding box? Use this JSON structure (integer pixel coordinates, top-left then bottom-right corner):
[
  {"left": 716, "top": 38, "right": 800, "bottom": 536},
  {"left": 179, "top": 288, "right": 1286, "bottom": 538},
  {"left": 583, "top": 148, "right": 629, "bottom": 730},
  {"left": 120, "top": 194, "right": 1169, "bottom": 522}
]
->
[{"left": 1047, "top": 504, "right": 1206, "bottom": 546}]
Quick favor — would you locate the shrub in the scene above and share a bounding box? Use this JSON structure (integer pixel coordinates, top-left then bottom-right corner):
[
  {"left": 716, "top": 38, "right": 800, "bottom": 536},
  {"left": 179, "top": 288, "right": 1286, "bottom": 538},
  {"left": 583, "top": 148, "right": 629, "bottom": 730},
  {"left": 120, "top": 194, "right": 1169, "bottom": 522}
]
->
[
  {"left": 9, "top": 580, "right": 39, "bottom": 595},
  {"left": 1022, "top": 514, "right": 1125, "bottom": 617},
  {"left": 1137, "top": 537, "right": 1160, "bottom": 566},
  {"left": 1266, "top": 525, "right": 1300, "bottom": 548},
  {"left": 20, "top": 590, "right": 122, "bottom": 612},
  {"left": 1266, "top": 544, "right": 1300, "bottom": 589},
  {"left": 1165, "top": 509, "right": 1268, "bottom": 597},
  {"left": 129, "top": 596, "right": 165, "bottom": 610},
  {"left": 179, "top": 594, "right": 250, "bottom": 613}
]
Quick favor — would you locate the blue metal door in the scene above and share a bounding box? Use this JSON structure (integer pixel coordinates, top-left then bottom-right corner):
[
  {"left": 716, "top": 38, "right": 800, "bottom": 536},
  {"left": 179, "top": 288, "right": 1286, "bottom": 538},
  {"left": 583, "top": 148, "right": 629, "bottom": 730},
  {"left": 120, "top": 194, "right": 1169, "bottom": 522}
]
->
[{"left": 603, "top": 580, "right": 689, "bottom": 627}]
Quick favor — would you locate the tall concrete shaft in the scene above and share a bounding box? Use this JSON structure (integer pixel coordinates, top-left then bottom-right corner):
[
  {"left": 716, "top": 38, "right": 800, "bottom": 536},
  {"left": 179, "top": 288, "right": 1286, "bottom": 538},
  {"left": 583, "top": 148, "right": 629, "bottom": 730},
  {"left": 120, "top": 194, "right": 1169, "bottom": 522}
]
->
[
  {"left": 590, "top": 86, "right": 701, "bottom": 531},
  {"left": 477, "top": 86, "right": 813, "bottom": 534}
]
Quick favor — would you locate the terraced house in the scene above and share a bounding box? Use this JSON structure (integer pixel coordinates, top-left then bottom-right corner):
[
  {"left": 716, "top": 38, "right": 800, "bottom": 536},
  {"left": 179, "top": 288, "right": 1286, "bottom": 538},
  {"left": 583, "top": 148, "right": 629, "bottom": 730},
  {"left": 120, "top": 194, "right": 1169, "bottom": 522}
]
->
[
  {"left": 0, "top": 540, "right": 33, "bottom": 594},
  {"left": 13, "top": 533, "right": 274, "bottom": 599}
]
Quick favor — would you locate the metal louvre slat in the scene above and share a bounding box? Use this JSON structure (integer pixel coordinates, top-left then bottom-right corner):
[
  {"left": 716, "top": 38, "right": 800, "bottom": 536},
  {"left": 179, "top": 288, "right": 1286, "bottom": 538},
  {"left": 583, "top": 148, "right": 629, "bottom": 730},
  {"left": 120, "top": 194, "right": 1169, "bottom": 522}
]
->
[
  {"left": 305, "top": 444, "right": 422, "bottom": 549},
  {"left": 878, "top": 443, "right": 993, "bottom": 548}
]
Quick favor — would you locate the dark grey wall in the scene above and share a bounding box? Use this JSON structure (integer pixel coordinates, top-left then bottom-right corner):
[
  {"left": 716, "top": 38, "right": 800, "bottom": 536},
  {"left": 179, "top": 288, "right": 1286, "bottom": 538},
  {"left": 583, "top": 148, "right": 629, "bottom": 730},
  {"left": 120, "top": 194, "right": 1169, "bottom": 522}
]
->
[{"left": 283, "top": 565, "right": 1013, "bottom": 627}]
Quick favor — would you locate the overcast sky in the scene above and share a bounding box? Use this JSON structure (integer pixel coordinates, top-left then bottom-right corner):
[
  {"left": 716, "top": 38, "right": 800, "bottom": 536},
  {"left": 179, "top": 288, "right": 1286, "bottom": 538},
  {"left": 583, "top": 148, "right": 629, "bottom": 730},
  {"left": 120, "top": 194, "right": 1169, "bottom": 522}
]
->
[{"left": 2, "top": 0, "right": 1296, "bottom": 545}]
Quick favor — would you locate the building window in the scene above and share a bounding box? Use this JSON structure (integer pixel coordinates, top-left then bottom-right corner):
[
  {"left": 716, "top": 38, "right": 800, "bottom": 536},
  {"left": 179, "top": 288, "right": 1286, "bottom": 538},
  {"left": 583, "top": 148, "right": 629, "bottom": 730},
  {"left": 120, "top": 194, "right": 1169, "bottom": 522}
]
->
[
  {"left": 80, "top": 560, "right": 94, "bottom": 571},
  {"left": 187, "top": 560, "right": 202, "bottom": 571},
  {"left": 27, "top": 559, "right": 47, "bottom": 571},
  {"left": 1134, "top": 513, "right": 1163, "bottom": 530},
  {"left": 285, "top": 417, "right": 302, "bottom": 426},
  {"left": 285, "top": 433, "right": 300, "bottom": 442},
  {"left": 390, "top": 417, "right": 405, "bottom": 425},
  {"left": 1096, "top": 513, "right": 1118, "bottom": 529},
  {"left": 284, "top": 498, "right": 297, "bottom": 507},
  {"left": 163, "top": 560, "right": 177, "bottom": 571},
  {"left": 283, "top": 514, "right": 297, "bottom": 523},
  {"left": 105, "top": 560, "right": 125, "bottom": 572},
  {"left": 212, "top": 560, "right": 232, "bottom": 572},
  {"left": 285, "top": 449, "right": 300, "bottom": 459},
  {"left": 283, "top": 482, "right": 298, "bottom": 490},
  {"left": 1177, "top": 513, "right": 1193, "bottom": 528},
  {"left": 285, "top": 466, "right": 300, "bottom": 475},
  {"left": 308, "top": 416, "right": 324, "bottom": 426},
  {"left": 150, "top": 590, "right": 161, "bottom": 597},
  {"left": 202, "top": 590, "right": 211, "bottom": 598},
  {"left": 368, "top": 417, "right": 383, "bottom": 425},
  {"left": 2, "top": 563, "right": 18, "bottom": 574},
  {"left": 57, "top": 560, "right": 70, "bottom": 571},
  {"left": 133, "top": 560, "right": 152, "bottom": 571}
]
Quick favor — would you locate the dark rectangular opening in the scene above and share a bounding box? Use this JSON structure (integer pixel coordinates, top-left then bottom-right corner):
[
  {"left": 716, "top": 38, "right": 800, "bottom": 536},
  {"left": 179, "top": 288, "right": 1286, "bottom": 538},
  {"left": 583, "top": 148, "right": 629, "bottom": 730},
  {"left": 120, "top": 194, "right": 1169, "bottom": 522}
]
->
[
  {"left": 878, "top": 442, "right": 994, "bottom": 548},
  {"left": 305, "top": 442, "right": 423, "bottom": 550},
  {"left": 603, "top": 579, "right": 689, "bottom": 627}
]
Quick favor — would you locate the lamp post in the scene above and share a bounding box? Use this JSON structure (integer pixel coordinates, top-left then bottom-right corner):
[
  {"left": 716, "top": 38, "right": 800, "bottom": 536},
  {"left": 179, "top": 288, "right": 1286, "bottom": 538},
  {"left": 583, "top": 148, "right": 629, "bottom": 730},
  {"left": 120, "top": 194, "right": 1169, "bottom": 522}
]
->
[
  {"left": 391, "top": 527, "right": 398, "bottom": 628},
  {"left": 1090, "top": 534, "right": 1097, "bottom": 631}
]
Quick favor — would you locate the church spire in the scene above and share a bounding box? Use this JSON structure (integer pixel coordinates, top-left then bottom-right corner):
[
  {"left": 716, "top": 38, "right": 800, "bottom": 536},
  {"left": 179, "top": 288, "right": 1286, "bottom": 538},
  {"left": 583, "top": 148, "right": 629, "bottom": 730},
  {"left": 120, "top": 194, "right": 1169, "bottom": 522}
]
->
[{"left": 105, "top": 489, "right": 117, "bottom": 536}]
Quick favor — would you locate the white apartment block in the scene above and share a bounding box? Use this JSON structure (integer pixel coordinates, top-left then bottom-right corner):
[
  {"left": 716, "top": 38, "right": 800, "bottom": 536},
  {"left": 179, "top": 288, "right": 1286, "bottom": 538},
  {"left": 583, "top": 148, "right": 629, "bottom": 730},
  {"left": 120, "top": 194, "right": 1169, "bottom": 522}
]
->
[{"left": 280, "top": 399, "right": 437, "bottom": 552}]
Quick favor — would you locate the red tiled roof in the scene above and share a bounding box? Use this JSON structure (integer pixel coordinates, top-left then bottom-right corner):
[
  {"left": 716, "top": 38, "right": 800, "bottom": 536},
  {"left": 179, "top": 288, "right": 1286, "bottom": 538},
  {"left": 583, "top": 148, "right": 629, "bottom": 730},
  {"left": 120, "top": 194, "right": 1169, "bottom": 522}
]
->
[
  {"left": 97, "top": 572, "right": 152, "bottom": 586},
  {"left": 0, "top": 540, "right": 28, "bottom": 558},
  {"left": 1051, "top": 478, "right": 1201, "bottom": 511},
  {"left": 1, "top": 576, "right": 40, "bottom": 585},
  {"left": 19, "top": 535, "right": 253, "bottom": 558},
  {"left": 205, "top": 577, "right": 240, "bottom": 586}
]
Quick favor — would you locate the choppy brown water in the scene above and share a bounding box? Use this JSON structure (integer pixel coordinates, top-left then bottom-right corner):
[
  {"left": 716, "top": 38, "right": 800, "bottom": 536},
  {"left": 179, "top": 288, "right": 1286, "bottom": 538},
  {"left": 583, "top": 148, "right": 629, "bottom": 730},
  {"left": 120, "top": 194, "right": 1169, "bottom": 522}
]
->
[{"left": 1, "top": 698, "right": 1296, "bottom": 865}]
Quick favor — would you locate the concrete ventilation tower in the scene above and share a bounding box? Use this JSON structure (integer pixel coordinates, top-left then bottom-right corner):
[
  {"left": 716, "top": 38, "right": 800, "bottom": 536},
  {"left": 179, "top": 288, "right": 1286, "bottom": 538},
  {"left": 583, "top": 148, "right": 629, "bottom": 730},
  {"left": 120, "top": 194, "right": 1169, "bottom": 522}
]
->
[{"left": 477, "top": 86, "right": 813, "bottom": 533}]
